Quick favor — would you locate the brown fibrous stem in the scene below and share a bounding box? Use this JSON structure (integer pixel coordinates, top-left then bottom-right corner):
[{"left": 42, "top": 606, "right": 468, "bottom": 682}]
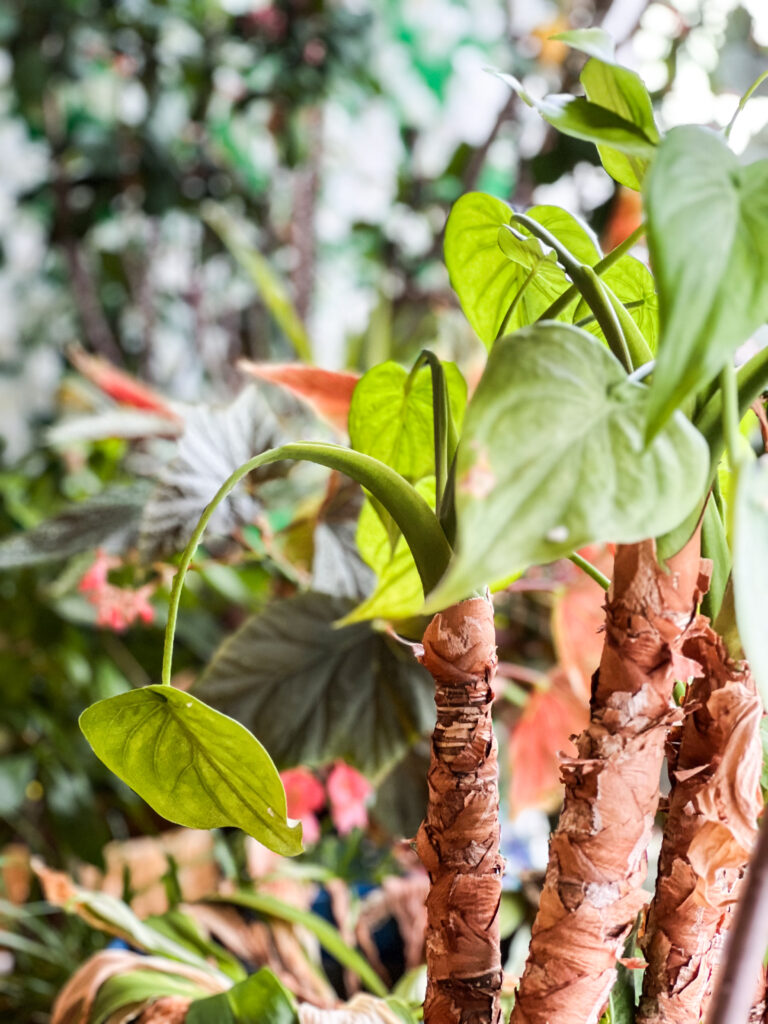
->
[
  {"left": 638, "top": 625, "right": 763, "bottom": 1024},
  {"left": 417, "top": 597, "right": 503, "bottom": 1024},
  {"left": 509, "top": 537, "right": 710, "bottom": 1024}
]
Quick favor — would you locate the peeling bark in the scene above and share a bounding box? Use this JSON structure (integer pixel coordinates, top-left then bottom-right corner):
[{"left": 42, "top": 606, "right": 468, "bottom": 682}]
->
[
  {"left": 417, "top": 597, "right": 502, "bottom": 1024},
  {"left": 638, "top": 626, "right": 763, "bottom": 1024},
  {"left": 510, "top": 538, "right": 710, "bottom": 1024}
]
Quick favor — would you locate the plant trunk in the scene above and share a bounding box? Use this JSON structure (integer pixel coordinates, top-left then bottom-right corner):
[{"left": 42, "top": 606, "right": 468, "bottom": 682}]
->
[
  {"left": 417, "top": 597, "right": 502, "bottom": 1024},
  {"left": 638, "top": 625, "right": 762, "bottom": 1024},
  {"left": 510, "top": 537, "right": 709, "bottom": 1024}
]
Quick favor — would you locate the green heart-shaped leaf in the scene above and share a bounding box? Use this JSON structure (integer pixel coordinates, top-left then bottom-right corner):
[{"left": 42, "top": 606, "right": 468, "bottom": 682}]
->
[
  {"left": 733, "top": 456, "right": 768, "bottom": 706},
  {"left": 444, "top": 194, "right": 598, "bottom": 346},
  {"left": 580, "top": 58, "right": 659, "bottom": 190},
  {"left": 348, "top": 361, "right": 466, "bottom": 480},
  {"left": 645, "top": 126, "right": 768, "bottom": 436},
  {"left": 80, "top": 686, "right": 302, "bottom": 856},
  {"left": 426, "top": 323, "right": 709, "bottom": 609},
  {"left": 500, "top": 73, "right": 658, "bottom": 161},
  {"left": 575, "top": 254, "right": 658, "bottom": 353}
]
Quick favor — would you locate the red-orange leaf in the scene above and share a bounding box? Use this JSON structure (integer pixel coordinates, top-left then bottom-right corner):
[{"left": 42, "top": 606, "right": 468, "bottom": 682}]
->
[
  {"left": 69, "top": 348, "right": 179, "bottom": 420},
  {"left": 551, "top": 546, "right": 613, "bottom": 699},
  {"left": 239, "top": 360, "right": 359, "bottom": 433},
  {"left": 508, "top": 672, "right": 589, "bottom": 816}
]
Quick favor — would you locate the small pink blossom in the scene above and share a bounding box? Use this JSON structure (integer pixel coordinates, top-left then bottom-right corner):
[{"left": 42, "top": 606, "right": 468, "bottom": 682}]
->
[
  {"left": 327, "top": 762, "right": 372, "bottom": 836},
  {"left": 78, "top": 552, "right": 155, "bottom": 631},
  {"left": 281, "top": 768, "right": 325, "bottom": 845}
]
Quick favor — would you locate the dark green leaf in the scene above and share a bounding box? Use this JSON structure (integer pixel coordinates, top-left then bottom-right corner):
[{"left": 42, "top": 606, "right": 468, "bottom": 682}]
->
[
  {"left": 645, "top": 126, "right": 768, "bottom": 435},
  {"left": 444, "top": 194, "right": 597, "bottom": 346},
  {"left": 581, "top": 57, "right": 659, "bottom": 189},
  {"left": 0, "top": 485, "right": 147, "bottom": 568},
  {"left": 139, "top": 387, "right": 286, "bottom": 560},
  {"left": 213, "top": 891, "right": 388, "bottom": 997},
  {"left": 187, "top": 968, "right": 298, "bottom": 1024},
  {"left": 195, "top": 592, "right": 434, "bottom": 779},
  {"left": 372, "top": 743, "right": 429, "bottom": 838},
  {"left": 80, "top": 686, "right": 302, "bottom": 856},
  {"left": 348, "top": 360, "right": 466, "bottom": 481},
  {"left": 311, "top": 477, "right": 375, "bottom": 601},
  {"left": 733, "top": 456, "right": 768, "bottom": 705},
  {"left": 427, "top": 323, "right": 709, "bottom": 608}
]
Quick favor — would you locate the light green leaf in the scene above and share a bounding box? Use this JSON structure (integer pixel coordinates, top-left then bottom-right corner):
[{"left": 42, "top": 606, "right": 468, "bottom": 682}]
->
[
  {"left": 575, "top": 255, "right": 658, "bottom": 353},
  {"left": 91, "top": 969, "right": 213, "bottom": 1024},
  {"left": 187, "top": 968, "right": 299, "bottom": 1024},
  {"left": 551, "top": 27, "right": 615, "bottom": 61},
  {"left": 645, "top": 126, "right": 768, "bottom": 436},
  {"left": 344, "top": 478, "right": 436, "bottom": 623},
  {"left": 581, "top": 58, "right": 659, "bottom": 190},
  {"left": 80, "top": 686, "right": 302, "bottom": 856},
  {"left": 444, "top": 194, "right": 597, "bottom": 346},
  {"left": 733, "top": 456, "right": 768, "bottom": 705},
  {"left": 214, "top": 890, "right": 389, "bottom": 997},
  {"left": 195, "top": 592, "right": 434, "bottom": 779},
  {"left": 426, "top": 323, "right": 709, "bottom": 608},
  {"left": 500, "top": 73, "right": 658, "bottom": 159},
  {"left": 348, "top": 361, "right": 466, "bottom": 481},
  {"left": 701, "top": 493, "right": 730, "bottom": 622}
]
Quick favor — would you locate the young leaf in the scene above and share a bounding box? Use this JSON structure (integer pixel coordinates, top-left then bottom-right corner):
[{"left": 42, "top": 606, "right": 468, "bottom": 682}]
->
[
  {"left": 444, "top": 194, "right": 597, "bottom": 346},
  {"left": 575, "top": 255, "right": 658, "bottom": 353},
  {"left": 580, "top": 58, "right": 659, "bottom": 190},
  {"left": 348, "top": 360, "right": 466, "bottom": 481},
  {"left": 186, "top": 967, "right": 298, "bottom": 1024},
  {"left": 426, "top": 323, "right": 709, "bottom": 609},
  {"left": 550, "top": 28, "right": 615, "bottom": 62},
  {"left": 645, "top": 126, "right": 768, "bottom": 436},
  {"left": 91, "top": 968, "right": 214, "bottom": 1024},
  {"left": 342, "top": 478, "right": 436, "bottom": 623},
  {"left": 500, "top": 73, "right": 658, "bottom": 159},
  {"left": 195, "top": 592, "right": 434, "bottom": 779},
  {"left": 733, "top": 456, "right": 768, "bottom": 704},
  {"left": 79, "top": 686, "right": 303, "bottom": 856}
]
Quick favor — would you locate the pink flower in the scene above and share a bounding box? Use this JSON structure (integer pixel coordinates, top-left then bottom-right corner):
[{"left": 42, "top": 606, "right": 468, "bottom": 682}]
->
[
  {"left": 78, "top": 554, "right": 155, "bottom": 631},
  {"left": 326, "top": 762, "right": 372, "bottom": 836},
  {"left": 281, "top": 768, "right": 325, "bottom": 846}
]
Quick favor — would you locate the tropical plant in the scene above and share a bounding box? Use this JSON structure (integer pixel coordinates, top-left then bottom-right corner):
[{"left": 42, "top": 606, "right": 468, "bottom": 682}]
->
[{"left": 9, "top": 23, "right": 768, "bottom": 1024}]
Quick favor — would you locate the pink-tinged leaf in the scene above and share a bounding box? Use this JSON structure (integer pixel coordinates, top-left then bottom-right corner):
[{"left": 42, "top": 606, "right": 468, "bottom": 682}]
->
[
  {"left": 551, "top": 546, "right": 613, "bottom": 699},
  {"left": 68, "top": 347, "right": 180, "bottom": 420},
  {"left": 239, "top": 360, "right": 359, "bottom": 432},
  {"left": 508, "top": 673, "right": 589, "bottom": 816}
]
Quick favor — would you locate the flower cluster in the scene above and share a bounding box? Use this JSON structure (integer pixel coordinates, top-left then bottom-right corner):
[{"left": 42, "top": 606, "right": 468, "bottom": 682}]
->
[
  {"left": 78, "top": 550, "right": 155, "bottom": 631},
  {"left": 280, "top": 763, "right": 372, "bottom": 845}
]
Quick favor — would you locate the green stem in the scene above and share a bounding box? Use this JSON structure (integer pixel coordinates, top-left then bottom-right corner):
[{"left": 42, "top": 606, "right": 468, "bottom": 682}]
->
[
  {"left": 161, "top": 442, "right": 451, "bottom": 686},
  {"left": 696, "top": 344, "right": 768, "bottom": 476},
  {"left": 538, "top": 223, "right": 646, "bottom": 322},
  {"left": 569, "top": 552, "right": 611, "bottom": 590},
  {"left": 510, "top": 214, "right": 632, "bottom": 372},
  {"left": 721, "top": 359, "right": 744, "bottom": 469},
  {"left": 412, "top": 350, "right": 452, "bottom": 517},
  {"left": 725, "top": 69, "right": 768, "bottom": 141}
]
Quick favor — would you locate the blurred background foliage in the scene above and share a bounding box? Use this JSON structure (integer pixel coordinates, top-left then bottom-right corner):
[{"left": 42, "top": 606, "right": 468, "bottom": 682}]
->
[{"left": 1, "top": 0, "right": 768, "bottom": 1018}]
